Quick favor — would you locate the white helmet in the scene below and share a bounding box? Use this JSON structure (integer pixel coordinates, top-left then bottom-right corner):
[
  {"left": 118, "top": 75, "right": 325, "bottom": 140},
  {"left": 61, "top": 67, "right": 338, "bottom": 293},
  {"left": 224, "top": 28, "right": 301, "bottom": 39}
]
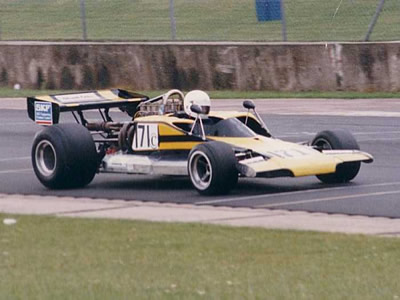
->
[{"left": 184, "top": 90, "right": 211, "bottom": 118}]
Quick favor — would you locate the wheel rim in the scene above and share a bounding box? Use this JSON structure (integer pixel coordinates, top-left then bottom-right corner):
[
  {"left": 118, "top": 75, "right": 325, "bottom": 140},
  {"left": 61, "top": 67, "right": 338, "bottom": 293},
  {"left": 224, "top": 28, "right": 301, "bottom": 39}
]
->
[
  {"left": 313, "top": 138, "right": 333, "bottom": 150},
  {"left": 35, "top": 140, "right": 57, "bottom": 177},
  {"left": 189, "top": 150, "right": 212, "bottom": 190}
]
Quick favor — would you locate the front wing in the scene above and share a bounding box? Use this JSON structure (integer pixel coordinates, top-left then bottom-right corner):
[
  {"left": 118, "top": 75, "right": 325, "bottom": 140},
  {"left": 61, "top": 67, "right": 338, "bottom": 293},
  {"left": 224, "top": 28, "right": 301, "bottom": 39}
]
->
[{"left": 237, "top": 150, "right": 373, "bottom": 178}]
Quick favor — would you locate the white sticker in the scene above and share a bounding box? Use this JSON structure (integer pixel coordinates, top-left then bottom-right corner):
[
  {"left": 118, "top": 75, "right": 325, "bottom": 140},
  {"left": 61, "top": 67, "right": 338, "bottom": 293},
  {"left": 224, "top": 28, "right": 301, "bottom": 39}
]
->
[
  {"left": 265, "top": 148, "right": 314, "bottom": 159},
  {"left": 34, "top": 101, "right": 53, "bottom": 125},
  {"left": 132, "top": 123, "right": 159, "bottom": 151},
  {"left": 54, "top": 92, "right": 104, "bottom": 104}
]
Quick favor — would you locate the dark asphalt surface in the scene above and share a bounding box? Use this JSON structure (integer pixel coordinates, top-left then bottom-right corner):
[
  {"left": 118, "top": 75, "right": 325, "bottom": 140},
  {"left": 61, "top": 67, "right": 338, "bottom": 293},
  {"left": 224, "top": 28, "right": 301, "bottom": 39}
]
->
[{"left": 1, "top": 109, "right": 400, "bottom": 218}]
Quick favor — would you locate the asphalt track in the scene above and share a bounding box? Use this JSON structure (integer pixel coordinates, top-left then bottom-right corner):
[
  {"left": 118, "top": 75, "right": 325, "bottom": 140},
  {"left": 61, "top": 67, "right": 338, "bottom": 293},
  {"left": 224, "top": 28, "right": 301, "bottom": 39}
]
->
[{"left": 1, "top": 98, "right": 400, "bottom": 218}]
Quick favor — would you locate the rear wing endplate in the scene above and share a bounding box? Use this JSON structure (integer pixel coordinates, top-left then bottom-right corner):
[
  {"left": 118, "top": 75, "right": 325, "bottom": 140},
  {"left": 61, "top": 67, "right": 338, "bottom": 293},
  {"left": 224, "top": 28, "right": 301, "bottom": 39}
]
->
[{"left": 27, "top": 89, "right": 148, "bottom": 125}]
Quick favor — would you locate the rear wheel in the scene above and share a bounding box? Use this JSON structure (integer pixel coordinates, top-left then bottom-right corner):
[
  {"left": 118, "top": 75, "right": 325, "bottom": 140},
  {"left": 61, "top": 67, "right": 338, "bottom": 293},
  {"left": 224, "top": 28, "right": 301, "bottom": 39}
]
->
[
  {"left": 32, "top": 123, "right": 98, "bottom": 189},
  {"left": 188, "top": 142, "right": 238, "bottom": 195},
  {"left": 312, "top": 130, "right": 361, "bottom": 183}
]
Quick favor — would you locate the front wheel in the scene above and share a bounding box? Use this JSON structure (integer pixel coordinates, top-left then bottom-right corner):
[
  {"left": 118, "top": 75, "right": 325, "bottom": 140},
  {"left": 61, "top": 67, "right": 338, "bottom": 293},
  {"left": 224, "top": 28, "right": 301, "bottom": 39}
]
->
[
  {"left": 188, "top": 142, "right": 238, "bottom": 195},
  {"left": 312, "top": 130, "right": 361, "bottom": 184},
  {"left": 32, "top": 123, "right": 98, "bottom": 189}
]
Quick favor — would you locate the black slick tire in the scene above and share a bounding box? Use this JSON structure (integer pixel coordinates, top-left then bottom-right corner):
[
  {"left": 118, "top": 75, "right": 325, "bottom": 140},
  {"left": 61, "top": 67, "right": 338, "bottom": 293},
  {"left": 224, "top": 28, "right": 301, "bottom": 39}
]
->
[
  {"left": 31, "top": 123, "right": 98, "bottom": 189},
  {"left": 188, "top": 141, "right": 238, "bottom": 195},
  {"left": 312, "top": 129, "right": 361, "bottom": 184}
]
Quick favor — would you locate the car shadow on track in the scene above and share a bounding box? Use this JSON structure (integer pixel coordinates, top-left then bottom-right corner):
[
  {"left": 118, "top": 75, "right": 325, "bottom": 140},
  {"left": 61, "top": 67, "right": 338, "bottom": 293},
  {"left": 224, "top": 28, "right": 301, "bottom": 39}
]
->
[
  {"left": 82, "top": 175, "right": 352, "bottom": 204},
  {"left": 232, "top": 178, "right": 339, "bottom": 195},
  {"left": 90, "top": 175, "right": 321, "bottom": 195},
  {"left": 95, "top": 177, "right": 192, "bottom": 191},
  {"left": 23, "top": 173, "right": 359, "bottom": 206}
]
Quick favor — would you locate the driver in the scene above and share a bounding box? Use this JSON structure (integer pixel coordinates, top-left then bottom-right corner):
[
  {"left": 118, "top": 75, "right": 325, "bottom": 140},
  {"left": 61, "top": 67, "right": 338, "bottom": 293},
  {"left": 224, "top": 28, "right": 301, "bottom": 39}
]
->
[{"left": 183, "top": 90, "right": 211, "bottom": 118}]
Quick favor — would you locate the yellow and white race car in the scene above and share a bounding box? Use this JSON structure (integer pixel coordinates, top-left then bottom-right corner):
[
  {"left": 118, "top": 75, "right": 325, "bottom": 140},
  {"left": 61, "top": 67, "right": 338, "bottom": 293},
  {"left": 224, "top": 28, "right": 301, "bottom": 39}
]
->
[{"left": 27, "top": 89, "right": 373, "bottom": 195}]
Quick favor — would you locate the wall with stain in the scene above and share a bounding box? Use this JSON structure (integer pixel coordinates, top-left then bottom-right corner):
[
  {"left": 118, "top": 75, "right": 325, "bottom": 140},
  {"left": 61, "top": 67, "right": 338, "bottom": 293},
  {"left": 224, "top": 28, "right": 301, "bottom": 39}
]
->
[{"left": 0, "top": 41, "right": 399, "bottom": 92}]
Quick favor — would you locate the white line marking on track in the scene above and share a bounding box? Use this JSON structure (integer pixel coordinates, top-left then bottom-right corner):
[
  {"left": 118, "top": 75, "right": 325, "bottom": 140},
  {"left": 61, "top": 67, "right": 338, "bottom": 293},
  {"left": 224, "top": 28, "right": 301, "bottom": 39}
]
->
[
  {"left": 358, "top": 137, "right": 400, "bottom": 142},
  {"left": 0, "top": 156, "right": 30, "bottom": 162},
  {"left": 0, "top": 122, "right": 32, "bottom": 126},
  {"left": 257, "top": 190, "right": 400, "bottom": 208},
  {"left": 278, "top": 131, "right": 400, "bottom": 139},
  {"left": 274, "top": 111, "right": 400, "bottom": 117},
  {"left": 195, "top": 182, "right": 400, "bottom": 205},
  {"left": 0, "top": 168, "right": 32, "bottom": 174},
  {"left": 353, "top": 130, "right": 400, "bottom": 136}
]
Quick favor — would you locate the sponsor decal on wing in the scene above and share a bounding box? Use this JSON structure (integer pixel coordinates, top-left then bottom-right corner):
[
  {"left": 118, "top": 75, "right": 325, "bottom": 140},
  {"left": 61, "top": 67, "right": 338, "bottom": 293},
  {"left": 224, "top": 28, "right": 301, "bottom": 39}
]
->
[
  {"left": 34, "top": 102, "right": 53, "bottom": 125},
  {"left": 53, "top": 92, "right": 104, "bottom": 104},
  {"left": 263, "top": 148, "right": 315, "bottom": 159}
]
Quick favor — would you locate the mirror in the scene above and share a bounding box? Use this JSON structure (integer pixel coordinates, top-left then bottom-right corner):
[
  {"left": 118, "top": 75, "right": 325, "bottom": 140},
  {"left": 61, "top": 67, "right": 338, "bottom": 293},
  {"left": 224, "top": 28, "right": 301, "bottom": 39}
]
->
[
  {"left": 189, "top": 104, "right": 206, "bottom": 140},
  {"left": 243, "top": 100, "right": 255, "bottom": 110}
]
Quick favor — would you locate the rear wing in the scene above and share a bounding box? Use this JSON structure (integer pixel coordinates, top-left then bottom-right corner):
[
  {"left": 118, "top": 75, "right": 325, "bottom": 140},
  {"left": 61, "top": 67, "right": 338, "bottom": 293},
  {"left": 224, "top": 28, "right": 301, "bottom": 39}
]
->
[{"left": 27, "top": 89, "right": 149, "bottom": 125}]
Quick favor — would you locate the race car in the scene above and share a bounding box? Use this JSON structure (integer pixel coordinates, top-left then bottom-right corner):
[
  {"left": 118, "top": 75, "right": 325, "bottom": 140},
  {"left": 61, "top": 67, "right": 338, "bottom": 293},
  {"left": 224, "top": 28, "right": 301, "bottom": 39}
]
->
[{"left": 27, "top": 89, "right": 373, "bottom": 195}]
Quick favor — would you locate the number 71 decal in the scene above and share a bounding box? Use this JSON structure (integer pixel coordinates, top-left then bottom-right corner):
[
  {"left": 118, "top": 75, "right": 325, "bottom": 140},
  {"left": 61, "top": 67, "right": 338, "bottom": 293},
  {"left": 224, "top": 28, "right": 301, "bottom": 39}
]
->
[{"left": 132, "top": 123, "right": 159, "bottom": 150}]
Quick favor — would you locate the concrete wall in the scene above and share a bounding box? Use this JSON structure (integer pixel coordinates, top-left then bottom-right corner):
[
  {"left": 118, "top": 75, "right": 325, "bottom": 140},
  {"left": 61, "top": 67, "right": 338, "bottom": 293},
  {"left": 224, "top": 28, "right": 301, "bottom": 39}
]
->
[{"left": 1, "top": 41, "right": 400, "bottom": 92}]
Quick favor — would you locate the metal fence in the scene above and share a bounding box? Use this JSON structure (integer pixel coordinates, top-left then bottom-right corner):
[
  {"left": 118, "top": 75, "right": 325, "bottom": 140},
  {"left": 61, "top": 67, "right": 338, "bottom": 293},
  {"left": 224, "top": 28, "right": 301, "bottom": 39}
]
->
[{"left": 0, "top": 0, "right": 399, "bottom": 42}]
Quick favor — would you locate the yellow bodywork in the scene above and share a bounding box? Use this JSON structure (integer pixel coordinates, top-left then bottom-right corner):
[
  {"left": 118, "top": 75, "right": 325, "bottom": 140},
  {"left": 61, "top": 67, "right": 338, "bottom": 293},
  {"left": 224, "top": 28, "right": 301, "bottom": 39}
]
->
[
  {"left": 133, "top": 116, "right": 203, "bottom": 151},
  {"left": 210, "top": 136, "right": 372, "bottom": 178},
  {"left": 133, "top": 114, "right": 373, "bottom": 177}
]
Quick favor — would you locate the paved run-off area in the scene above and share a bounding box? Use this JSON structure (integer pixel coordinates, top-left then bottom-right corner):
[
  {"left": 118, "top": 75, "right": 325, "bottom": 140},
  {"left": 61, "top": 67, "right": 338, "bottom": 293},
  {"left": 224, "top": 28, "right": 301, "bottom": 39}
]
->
[{"left": 3, "top": 193, "right": 400, "bottom": 237}]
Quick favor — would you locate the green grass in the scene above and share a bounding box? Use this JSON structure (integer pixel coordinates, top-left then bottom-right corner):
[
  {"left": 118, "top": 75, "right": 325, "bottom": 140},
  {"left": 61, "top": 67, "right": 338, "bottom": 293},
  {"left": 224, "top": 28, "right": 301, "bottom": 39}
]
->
[
  {"left": 1, "top": 213, "right": 400, "bottom": 299},
  {"left": 1, "top": 87, "right": 400, "bottom": 99},
  {"left": 0, "top": 0, "right": 399, "bottom": 41}
]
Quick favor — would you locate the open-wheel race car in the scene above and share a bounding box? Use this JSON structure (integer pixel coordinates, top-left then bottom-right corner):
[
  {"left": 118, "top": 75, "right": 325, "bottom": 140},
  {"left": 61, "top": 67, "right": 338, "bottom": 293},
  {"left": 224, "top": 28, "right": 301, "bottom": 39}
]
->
[{"left": 27, "top": 89, "right": 373, "bottom": 195}]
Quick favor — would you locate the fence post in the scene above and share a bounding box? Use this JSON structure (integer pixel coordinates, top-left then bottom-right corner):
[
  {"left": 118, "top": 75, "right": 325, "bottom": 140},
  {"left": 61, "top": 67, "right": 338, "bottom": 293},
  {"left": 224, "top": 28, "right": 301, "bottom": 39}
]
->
[
  {"left": 280, "top": 0, "right": 287, "bottom": 41},
  {"left": 80, "top": 0, "right": 88, "bottom": 40},
  {"left": 364, "top": 0, "right": 386, "bottom": 41},
  {"left": 169, "top": 0, "right": 177, "bottom": 40}
]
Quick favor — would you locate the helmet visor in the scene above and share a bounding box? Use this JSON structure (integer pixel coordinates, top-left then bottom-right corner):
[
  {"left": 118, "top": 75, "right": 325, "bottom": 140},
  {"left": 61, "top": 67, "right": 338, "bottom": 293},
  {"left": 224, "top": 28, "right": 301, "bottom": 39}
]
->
[{"left": 200, "top": 105, "right": 210, "bottom": 115}]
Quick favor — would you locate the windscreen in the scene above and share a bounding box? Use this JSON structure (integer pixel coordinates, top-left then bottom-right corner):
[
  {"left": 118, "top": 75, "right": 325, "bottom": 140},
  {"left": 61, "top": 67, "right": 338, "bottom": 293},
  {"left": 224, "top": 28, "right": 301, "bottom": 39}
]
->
[{"left": 203, "top": 118, "right": 256, "bottom": 137}]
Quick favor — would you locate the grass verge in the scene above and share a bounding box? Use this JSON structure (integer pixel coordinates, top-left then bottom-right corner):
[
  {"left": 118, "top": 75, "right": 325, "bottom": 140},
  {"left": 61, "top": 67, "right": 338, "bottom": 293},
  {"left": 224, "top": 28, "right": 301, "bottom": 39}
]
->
[
  {"left": 1, "top": 213, "right": 400, "bottom": 299},
  {"left": 1, "top": 88, "right": 400, "bottom": 99},
  {"left": 0, "top": 0, "right": 398, "bottom": 41}
]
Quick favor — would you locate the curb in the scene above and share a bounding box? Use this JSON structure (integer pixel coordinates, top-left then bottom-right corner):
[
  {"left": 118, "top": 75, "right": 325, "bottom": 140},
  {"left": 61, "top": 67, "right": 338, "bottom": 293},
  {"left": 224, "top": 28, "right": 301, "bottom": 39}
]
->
[{"left": 1, "top": 193, "right": 400, "bottom": 237}]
